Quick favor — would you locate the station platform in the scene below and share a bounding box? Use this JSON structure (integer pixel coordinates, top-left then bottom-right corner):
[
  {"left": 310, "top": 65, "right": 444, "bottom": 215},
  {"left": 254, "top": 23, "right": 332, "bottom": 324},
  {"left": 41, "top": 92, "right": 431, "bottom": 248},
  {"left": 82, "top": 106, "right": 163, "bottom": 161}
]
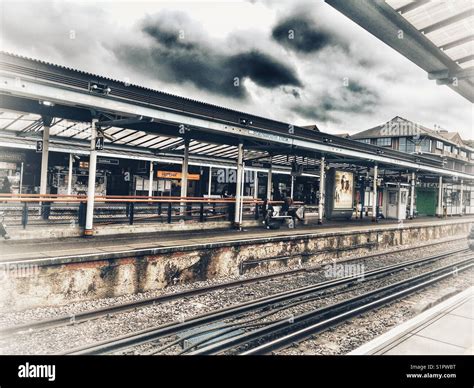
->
[
  {"left": 349, "top": 287, "right": 473, "bottom": 355},
  {"left": 1, "top": 216, "right": 472, "bottom": 312},
  {"left": 0, "top": 216, "right": 472, "bottom": 265}
]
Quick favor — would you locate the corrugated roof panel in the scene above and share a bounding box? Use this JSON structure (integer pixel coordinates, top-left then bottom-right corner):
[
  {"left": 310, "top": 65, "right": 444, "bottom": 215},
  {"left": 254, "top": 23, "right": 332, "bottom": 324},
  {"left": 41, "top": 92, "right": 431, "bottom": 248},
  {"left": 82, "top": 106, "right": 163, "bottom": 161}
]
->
[
  {"left": 427, "top": 18, "right": 473, "bottom": 47},
  {"left": 458, "top": 58, "right": 474, "bottom": 68},
  {"left": 126, "top": 134, "right": 156, "bottom": 146},
  {"left": 388, "top": 0, "right": 412, "bottom": 10},
  {"left": 136, "top": 136, "right": 169, "bottom": 148},
  {"left": 148, "top": 137, "right": 179, "bottom": 149},
  {"left": 446, "top": 41, "right": 474, "bottom": 63},
  {"left": 111, "top": 129, "right": 137, "bottom": 143},
  {"left": 0, "top": 117, "right": 19, "bottom": 130}
]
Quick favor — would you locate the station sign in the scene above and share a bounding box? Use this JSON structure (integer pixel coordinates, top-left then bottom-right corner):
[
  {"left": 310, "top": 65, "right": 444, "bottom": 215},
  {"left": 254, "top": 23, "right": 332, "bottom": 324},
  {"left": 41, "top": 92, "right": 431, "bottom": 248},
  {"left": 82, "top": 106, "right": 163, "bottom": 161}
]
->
[
  {"left": 95, "top": 136, "right": 104, "bottom": 151},
  {"left": 157, "top": 171, "right": 200, "bottom": 180},
  {"left": 0, "top": 162, "right": 17, "bottom": 170},
  {"left": 36, "top": 140, "right": 43, "bottom": 153},
  {"left": 0, "top": 150, "right": 26, "bottom": 163},
  {"left": 98, "top": 158, "right": 119, "bottom": 165},
  {"left": 246, "top": 161, "right": 271, "bottom": 169}
]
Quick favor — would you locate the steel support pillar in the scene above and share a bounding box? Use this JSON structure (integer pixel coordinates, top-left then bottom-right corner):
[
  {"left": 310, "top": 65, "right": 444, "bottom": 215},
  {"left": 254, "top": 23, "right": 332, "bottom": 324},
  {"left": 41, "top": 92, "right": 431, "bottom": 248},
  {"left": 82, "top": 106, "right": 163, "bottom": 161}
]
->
[
  {"left": 437, "top": 176, "right": 443, "bottom": 217},
  {"left": 234, "top": 142, "right": 244, "bottom": 228},
  {"left": 39, "top": 124, "right": 50, "bottom": 196},
  {"left": 148, "top": 160, "right": 154, "bottom": 197},
  {"left": 254, "top": 170, "right": 258, "bottom": 199},
  {"left": 84, "top": 118, "right": 98, "bottom": 237},
  {"left": 372, "top": 164, "right": 378, "bottom": 222},
  {"left": 318, "top": 156, "right": 325, "bottom": 225},
  {"left": 266, "top": 164, "right": 273, "bottom": 200},
  {"left": 180, "top": 138, "right": 190, "bottom": 216},
  {"left": 208, "top": 167, "right": 212, "bottom": 196},
  {"left": 409, "top": 172, "right": 415, "bottom": 219},
  {"left": 67, "top": 154, "right": 73, "bottom": 195}
]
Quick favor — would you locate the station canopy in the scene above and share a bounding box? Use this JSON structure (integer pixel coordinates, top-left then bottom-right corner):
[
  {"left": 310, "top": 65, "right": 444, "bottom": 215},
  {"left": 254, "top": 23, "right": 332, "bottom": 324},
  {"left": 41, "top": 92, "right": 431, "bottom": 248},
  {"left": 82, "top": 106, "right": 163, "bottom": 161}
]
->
[
  {"left": 327, "top": 0, "right": 474, "bottom": 102},
  {"left": 0, "top": 110, "right": 324, "bottom": 173}
]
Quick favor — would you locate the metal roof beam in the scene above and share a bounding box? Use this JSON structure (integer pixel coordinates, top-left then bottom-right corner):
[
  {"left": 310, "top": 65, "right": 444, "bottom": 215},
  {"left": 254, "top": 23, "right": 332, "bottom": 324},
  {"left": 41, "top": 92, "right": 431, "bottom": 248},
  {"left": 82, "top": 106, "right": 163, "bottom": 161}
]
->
[
  {"left": 97, "top": 116, "right": 151, "bottom": 127},
  {"left": 420, "top": 9, "right": 474, "bottom": 35},
  {"left": 395, "top": 0, "right": 430, "bottom": 15},
  {"left": 206, "top": 147, "right": 235, "bottom": 157},
  {"left": 3, "top": 114, "right": 24, "bottom": 130},
  {"left": 190, "top": 144, "right": 222, "bottom": 154},
  {"left": 454, "top": 54, "right": 474, "bottom": 65},
  {"left": 429, "top": 67, "right": 474, "bottom": 84},
  {"left": 109, "top": 128, "right": 134, "bottom": 142},
  {"left": 17, "top": 119, "right": 42, "bottom": 136},
  {"left": 158, "top": 139, "right": 185, "bottom": 152},
  {"left": 69, "top": 125, "right": 91, "bottom": 139},
  {"left": 120, "top": 132, "right": 150, "bottom": 145},
  {"left": 143, "top": 137, "right": 174, "bottom": 149},
  {"left": 52, "top": 122, "right": 79, "bottom": 137},
  {"left": 429, "top": 67, "right": 474, "bottom": 80},
  {"left": 439, "top": 35, "right": 474, "bottom": 51},
  {"left": 132, "top": 135, "right": 160, "bottom": 147}
]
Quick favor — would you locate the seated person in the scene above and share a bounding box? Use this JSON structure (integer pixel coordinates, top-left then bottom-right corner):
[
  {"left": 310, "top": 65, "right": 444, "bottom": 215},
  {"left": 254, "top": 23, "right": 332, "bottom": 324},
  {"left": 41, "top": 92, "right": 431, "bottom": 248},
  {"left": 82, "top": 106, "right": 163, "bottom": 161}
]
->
[{"left": 283, "top": 197, "right": 304, "bottom": 223}]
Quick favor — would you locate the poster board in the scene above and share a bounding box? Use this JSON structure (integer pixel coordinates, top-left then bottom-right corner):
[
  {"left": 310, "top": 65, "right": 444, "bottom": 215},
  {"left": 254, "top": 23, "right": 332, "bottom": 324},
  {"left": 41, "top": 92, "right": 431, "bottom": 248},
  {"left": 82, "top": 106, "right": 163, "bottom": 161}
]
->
[
  {"left": 334, "top": 170, "right": 354, "bottom": 210},
  {"left": 325, "top": 168, "right": 354, "bottom": 220}
]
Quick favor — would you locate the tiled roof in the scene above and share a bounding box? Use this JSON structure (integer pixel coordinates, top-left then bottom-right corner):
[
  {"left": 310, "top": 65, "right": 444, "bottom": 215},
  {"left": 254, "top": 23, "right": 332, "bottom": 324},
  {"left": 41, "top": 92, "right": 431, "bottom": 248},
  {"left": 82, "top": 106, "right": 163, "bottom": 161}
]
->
[{"left": 351, "top": 116, "right": 472, "bottom": 149}]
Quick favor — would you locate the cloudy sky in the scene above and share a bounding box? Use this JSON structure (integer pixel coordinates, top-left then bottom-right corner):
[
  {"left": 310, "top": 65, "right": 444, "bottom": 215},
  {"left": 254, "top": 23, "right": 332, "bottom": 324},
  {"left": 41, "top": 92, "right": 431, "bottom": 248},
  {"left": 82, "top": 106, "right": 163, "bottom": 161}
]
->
[{"left": 0, "top": 0, "right": 472, "bottom": 138}]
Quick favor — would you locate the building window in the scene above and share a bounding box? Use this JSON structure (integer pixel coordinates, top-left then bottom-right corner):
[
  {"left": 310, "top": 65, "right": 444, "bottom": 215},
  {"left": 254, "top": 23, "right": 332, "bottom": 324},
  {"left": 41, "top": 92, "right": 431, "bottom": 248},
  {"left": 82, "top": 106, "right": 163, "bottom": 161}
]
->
[
  {"left": 376, "top": 137, "right": 392, "bottom": 147},
  {"left": 471, "top": 152, "right": 474, "bottom": 160},
  {"left": 444, "top": 144, "right": 451, "bottom": 153},
  {"left": 452, "top": 147, "right": 458, "bottom": 155},
  {"left": 420, "top": 139, "right": 431, "bottom": 152},
  {"left": 398, "top": 137, "right": 415, "bottom": 153},
  {"left": 436, "top": 141, "right": 443, "bottom": 150},
  {"left": 460, "top": 150, "right": 467, "bottom": 158},
  {"left": 357, "top": 139, "right": 371, "bottom": 144}
]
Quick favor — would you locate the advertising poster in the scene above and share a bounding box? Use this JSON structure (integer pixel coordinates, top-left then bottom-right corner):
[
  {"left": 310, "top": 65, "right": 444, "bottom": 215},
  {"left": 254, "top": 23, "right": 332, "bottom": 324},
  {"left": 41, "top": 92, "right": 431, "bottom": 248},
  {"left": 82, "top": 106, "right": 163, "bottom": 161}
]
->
[{"left": 334, "top": 170, "right": 353, "bottom": 209}]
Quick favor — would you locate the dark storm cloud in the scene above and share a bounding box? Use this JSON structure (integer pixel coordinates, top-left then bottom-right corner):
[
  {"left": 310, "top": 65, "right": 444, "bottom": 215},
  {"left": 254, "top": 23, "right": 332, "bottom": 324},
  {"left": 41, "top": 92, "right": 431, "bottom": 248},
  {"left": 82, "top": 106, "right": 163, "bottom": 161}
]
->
[
  {"left": 272, "top": 14, "right": 347, "bottom": 53},
  {"left": 283, "top": 87, "right": 301, "bottom": 99},
  {"left": 115, "top": 13, "right": 301, "bottom": 99},
  {"left": 292, "top": 81, "right": 378, "bottom": 123},
  {"left": 143, "top": 24, "right": 197, "bottom": 50},
  {"left": 293, "top": 104, "right": 340, "bottom": 123}
]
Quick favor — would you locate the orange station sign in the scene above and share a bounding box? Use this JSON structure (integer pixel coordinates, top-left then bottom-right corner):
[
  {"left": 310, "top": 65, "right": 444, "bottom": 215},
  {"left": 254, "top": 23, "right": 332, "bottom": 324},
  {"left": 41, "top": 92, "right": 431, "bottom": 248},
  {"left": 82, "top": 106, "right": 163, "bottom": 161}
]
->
[{"left": 157, "top": 171, "right": 200, "bottom": 180}]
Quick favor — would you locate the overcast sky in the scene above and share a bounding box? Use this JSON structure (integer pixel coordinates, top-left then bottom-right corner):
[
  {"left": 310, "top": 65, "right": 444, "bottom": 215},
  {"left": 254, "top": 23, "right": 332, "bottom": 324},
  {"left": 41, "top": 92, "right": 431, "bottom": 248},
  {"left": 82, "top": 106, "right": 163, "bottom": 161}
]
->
[{"left": 0, "top": 0, "right": 472, "bottom": 138}]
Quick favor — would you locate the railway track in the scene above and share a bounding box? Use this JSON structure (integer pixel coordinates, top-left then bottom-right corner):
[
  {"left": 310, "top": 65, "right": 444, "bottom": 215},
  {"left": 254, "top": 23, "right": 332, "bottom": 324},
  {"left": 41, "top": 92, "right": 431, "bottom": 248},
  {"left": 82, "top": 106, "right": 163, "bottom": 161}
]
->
[
  {"left": 62, "top": 248, "right": 473, "bottom": 355},
  {"left": 237, "top": 259, "right": 474, "bottom": 355},
  {"left": 2, "top": 237, "right": 465, "bottom": 337}
]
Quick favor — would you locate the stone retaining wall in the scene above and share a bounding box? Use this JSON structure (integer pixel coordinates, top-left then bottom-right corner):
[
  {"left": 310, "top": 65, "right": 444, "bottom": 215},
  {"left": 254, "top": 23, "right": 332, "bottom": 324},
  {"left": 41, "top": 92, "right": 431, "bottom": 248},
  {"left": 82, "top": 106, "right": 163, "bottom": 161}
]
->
[{"left": 0, "top": 220, "right": 471, "bottom": 312}]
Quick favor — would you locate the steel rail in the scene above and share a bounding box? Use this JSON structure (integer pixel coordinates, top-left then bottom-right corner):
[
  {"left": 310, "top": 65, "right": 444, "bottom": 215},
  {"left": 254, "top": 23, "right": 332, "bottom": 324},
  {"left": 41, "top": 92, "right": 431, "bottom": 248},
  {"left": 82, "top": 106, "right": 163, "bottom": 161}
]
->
[
  {"left": 63, "top": 248, "right": 470, "bottom": 355},
  {"left": 239, "top": 260, "right": 474, "bottom": 355},
  {"left": 191, "top": 257, "right": 474, "bottom": 355}
]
